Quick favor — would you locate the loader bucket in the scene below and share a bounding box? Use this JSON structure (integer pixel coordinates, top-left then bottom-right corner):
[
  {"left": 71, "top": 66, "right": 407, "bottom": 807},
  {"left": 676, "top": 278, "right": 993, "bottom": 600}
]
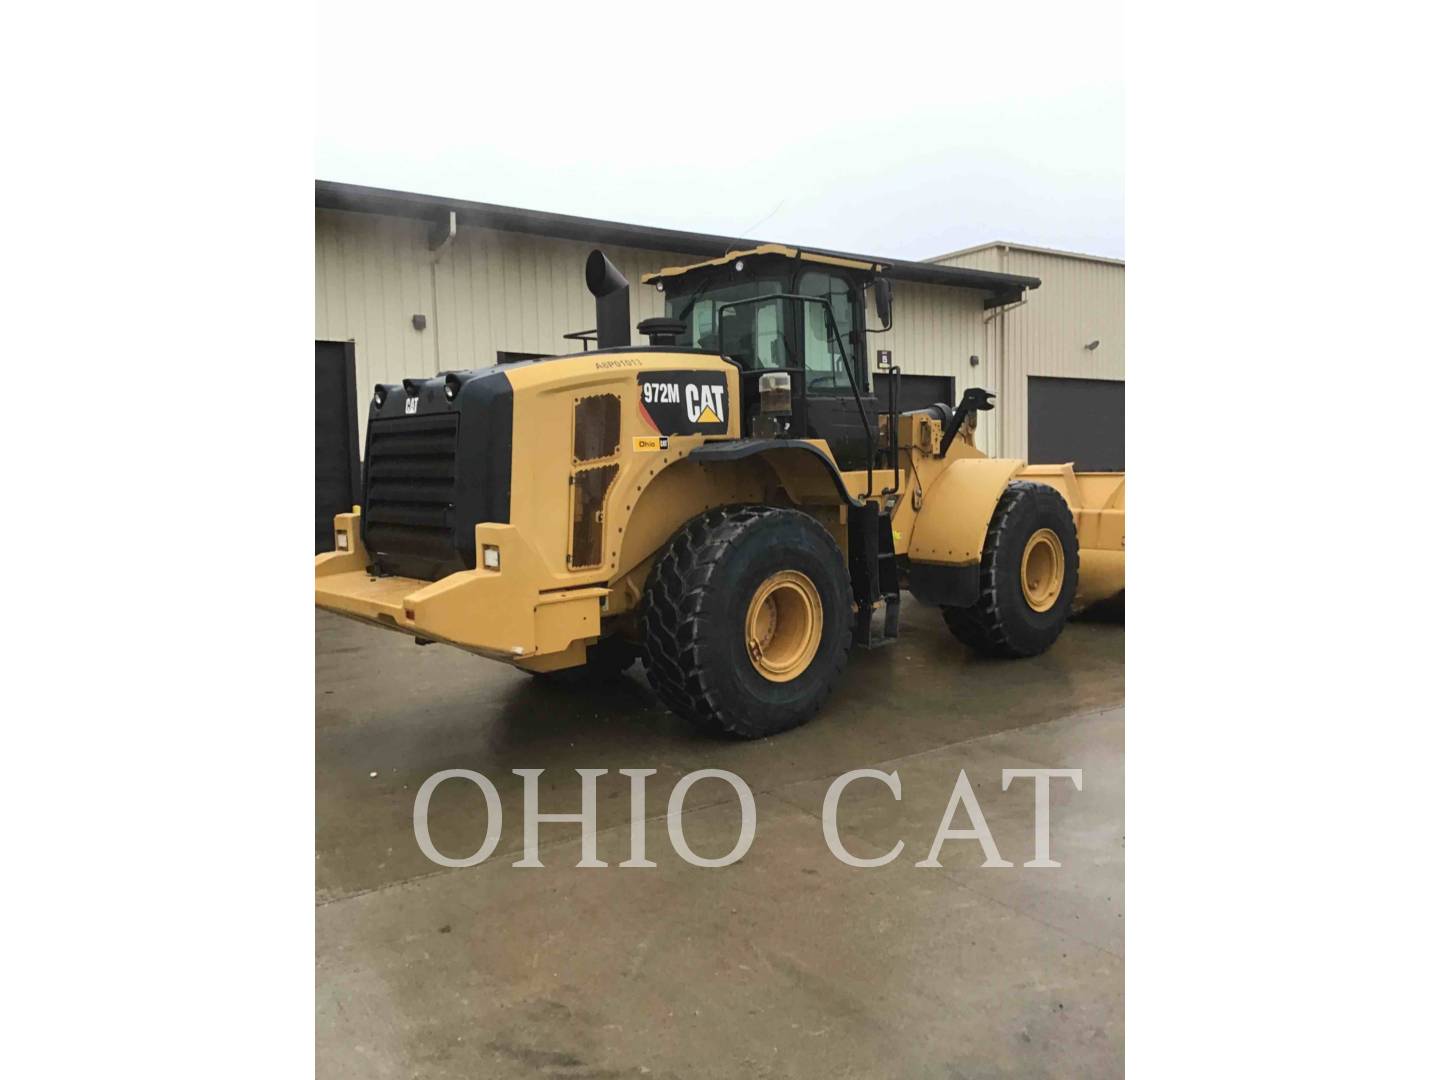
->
[{"left": 1018, "top": 465, "right": 1125, "bottom": 615}]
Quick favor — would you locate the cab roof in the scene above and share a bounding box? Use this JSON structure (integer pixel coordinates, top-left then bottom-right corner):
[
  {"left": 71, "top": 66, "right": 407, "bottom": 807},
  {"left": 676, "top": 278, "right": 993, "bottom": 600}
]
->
[
  {"left": 641, "top": 244, "right": 885, "bottom": 282},
  {"left": 639, "top": 242, "right": 1038, "bottom": 306}
]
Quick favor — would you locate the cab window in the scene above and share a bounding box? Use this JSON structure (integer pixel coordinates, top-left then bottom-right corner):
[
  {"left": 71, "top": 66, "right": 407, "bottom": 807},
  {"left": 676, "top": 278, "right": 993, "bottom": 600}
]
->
[
  {"left": 665, "top": 276, "right": 789, "bottom": 370},
  {"left": 798, "top": 270, "right": 859, "bottom": 394}
]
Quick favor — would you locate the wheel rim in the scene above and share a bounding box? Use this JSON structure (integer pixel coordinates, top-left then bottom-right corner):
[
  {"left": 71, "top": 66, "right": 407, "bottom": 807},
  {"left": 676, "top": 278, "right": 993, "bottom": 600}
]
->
[
  {"left": 1020, "top": 528, "right": 1064, "bottom": 612},
  {"left": 745, "top": 570, "right": 823, "bottom": 682}
]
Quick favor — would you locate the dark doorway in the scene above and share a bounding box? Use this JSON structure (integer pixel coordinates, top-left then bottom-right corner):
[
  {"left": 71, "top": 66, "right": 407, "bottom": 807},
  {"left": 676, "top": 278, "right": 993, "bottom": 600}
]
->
[
  {"left": 892, "top": 373, "right": 957, "bottom": 413},
  {"left": 1027, "top": 376, "right": 1125, "bottom": 470},
  {"left": 316, "top": 341, "right": 361, "bottom": 553}
]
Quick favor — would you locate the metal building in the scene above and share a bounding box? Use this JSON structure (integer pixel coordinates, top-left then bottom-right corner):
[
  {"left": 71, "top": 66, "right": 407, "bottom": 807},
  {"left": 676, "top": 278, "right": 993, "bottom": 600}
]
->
[
  {"left": 929, "top": 242, "right": 1125, "bottom": 470},
  {"left": 315, "top": 182, "right": 1121, "bottom": 541}
]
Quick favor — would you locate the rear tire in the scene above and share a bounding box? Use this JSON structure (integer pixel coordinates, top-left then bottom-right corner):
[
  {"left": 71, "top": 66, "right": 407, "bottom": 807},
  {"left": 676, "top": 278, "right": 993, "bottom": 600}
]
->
[
  {"left": 642, "top": 506, "right": 853, "bottom": 739},
  {"left": 942, "top": 481, "right": 1079, "bottom": 658}
]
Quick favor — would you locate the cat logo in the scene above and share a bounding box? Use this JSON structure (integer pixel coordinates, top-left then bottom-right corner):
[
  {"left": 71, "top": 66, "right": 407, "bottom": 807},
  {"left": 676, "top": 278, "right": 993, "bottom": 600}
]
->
[
  {"left": 636, "top": 371, "right": 731, "bottom": 436},
  {"left": 686, "top": 384, "right": 725, "bottom": 425}
]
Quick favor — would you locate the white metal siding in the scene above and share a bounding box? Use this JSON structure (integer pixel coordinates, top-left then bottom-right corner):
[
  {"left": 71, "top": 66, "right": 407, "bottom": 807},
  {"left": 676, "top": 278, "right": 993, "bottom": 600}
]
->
[{"left": 934, "top": 244, "right": 1124, "bottom": 460}]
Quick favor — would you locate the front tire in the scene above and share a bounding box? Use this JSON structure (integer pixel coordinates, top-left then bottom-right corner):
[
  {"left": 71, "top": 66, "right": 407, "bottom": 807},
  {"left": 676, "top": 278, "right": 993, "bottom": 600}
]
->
[
  {"left": 942, "top": 481, "right": 1079, "bottom": 658},
  {"left": 642, "top": 506, "right": 854, "bottom": 739}
]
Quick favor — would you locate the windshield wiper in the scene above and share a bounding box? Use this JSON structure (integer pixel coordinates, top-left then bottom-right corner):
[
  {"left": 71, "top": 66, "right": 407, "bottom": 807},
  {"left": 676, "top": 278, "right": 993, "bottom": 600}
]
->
[{"left": 671, "top": 275, "right": 721, "bottom": 324}]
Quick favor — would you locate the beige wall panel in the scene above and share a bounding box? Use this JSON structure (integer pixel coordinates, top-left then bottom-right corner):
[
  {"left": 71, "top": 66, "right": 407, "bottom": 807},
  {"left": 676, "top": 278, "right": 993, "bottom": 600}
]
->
[
  {"left": 883, "top": 283, "right": 998, "bottom": 455},
  {"left": 315, "top": 209, "right": 437, "bottom": 444},
  {"left": 431, "top": 227, "right": 685, "bottom": 370},
  {"left": 937, "top": 245, "right": 1124, "bottom": 460},
  {"left": 318, "top": 207, "right": 1006, "bottom": 458}
]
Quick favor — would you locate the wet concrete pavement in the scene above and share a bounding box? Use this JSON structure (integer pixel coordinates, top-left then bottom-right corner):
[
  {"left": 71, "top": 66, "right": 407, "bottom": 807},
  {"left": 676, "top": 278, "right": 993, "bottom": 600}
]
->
[{"left": 316, "top": 603, "right": 1124, "bottom": 1078}]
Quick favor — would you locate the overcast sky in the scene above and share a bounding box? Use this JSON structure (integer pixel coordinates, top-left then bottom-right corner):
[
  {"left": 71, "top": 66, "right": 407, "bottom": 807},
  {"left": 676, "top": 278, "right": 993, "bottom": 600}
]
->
[{"left": 316, "top": 2, "right": 1123, "bottom": 262}]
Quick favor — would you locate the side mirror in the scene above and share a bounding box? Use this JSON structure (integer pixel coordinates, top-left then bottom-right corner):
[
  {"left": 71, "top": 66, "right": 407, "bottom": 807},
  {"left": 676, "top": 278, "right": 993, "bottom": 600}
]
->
[{"left": 873, "top": 277, "right": 894, "bottom": 331}]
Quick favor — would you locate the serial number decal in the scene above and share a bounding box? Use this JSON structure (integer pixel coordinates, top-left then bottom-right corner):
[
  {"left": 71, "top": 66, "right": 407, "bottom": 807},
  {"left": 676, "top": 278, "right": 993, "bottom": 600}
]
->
[
  {"left": 636, "top": 371, "right": 729, "bottom": 436},
  {"left": 594, "top": 357, "right": 643, "bottom": 370}
]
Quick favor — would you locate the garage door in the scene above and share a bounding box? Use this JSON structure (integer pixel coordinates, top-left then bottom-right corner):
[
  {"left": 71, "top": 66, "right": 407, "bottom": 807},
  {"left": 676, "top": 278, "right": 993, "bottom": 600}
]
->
[
  {"left": 316, "top": 341, "right": 361, "bottom": 554},
  {"left": 1027, "top": 376, "right": 1124, "bottom": 471}
]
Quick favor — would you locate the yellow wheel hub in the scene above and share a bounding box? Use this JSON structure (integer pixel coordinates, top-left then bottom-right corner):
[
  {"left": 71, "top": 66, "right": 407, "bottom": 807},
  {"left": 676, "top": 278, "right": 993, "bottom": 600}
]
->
[
  {"left": 745, "top": 570, "right": 823, "bottom": 682},
  {"left": 1020, "top": 528, "right": 1064, "bottom": 613}
]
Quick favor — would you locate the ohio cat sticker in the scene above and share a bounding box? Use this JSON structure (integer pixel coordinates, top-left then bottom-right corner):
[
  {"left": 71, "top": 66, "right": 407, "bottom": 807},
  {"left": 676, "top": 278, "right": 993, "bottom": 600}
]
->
[{"left": 636, "top": 371, "right": 730, "bottom": 435}]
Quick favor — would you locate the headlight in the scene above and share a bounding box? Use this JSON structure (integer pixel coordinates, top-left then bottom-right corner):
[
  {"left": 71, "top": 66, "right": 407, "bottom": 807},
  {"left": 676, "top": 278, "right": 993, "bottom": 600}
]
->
[{"left": 759, "top": 372, "right": 792, "bottom": 416}]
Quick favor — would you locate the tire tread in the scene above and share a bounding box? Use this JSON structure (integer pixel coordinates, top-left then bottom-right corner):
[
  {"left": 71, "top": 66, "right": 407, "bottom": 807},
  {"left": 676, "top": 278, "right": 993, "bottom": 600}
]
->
[
  {"left": 641, "top": 506, "right": 852, "bottom": 738},
  {"left": 942, "top": 481, "right": 1078, "bottom": 658}
]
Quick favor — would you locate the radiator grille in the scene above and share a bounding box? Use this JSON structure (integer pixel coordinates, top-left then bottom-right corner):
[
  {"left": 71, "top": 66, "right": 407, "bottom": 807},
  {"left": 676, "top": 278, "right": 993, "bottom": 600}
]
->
[
  {"left": 569, "top": 463, "right": 618, "bottom": 569},
  {"left": 363, "top": 414, "right": 461, "bottom": 575},
  {"left": 573, "top": 394, "right": 621, "bottom": 463}
]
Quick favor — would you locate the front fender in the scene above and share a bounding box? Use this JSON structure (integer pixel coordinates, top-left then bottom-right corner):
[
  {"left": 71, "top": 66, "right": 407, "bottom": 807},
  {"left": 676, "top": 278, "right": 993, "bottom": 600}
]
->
[{"left": 907, "top": 457, "right": 1024, "bottom": 565}]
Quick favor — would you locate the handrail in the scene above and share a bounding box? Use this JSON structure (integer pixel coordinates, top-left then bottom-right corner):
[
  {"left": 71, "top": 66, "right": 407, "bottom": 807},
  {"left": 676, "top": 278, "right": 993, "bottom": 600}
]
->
[
  {"left": 715, "top": 292, "right": 875, "bottom": 499},
  {"left": 562, "top": 329, "right": 598, "bottom": 352},
  {"left": 884, "top": 364, "right": 901, "bottom": 494}
]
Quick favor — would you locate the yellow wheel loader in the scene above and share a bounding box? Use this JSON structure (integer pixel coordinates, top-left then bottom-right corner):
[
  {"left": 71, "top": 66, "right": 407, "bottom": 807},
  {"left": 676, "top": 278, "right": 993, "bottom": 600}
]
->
[{"left": 316, "top": 244, "right": 1124, "bottom": 738}]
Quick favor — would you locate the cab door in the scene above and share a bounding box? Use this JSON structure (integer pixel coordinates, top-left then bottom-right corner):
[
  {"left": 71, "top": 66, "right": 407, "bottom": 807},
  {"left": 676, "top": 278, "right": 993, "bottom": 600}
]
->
[{"left": 795, "top": 270, "right": 879, "bottom": 470}]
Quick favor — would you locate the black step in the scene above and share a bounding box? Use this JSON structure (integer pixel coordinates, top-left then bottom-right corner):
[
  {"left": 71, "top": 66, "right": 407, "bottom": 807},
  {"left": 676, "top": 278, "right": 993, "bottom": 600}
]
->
[
  {"left": 853, "top": 505, "right": 903, "bottom": 649},
  {"left": 855, "top": 591, "right": 902, "bottom": 649}
]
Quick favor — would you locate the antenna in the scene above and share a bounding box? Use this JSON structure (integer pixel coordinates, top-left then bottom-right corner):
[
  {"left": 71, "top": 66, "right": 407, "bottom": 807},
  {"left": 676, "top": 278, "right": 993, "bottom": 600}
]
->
[{"left": 726, "top": 199, "right": 786, "bottom": 254}]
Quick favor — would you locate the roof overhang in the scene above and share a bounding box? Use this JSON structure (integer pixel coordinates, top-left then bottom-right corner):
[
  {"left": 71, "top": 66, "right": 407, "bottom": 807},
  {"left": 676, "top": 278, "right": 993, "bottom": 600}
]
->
[
  {"left": 929, "top": 240, "right": 1125, "bottom": 268},
  {"left": 316, "top": 181, "right": 1041, "bottom": 305}
]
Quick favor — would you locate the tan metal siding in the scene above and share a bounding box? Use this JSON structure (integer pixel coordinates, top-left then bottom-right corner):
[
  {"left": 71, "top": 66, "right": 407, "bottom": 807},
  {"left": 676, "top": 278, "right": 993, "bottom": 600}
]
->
[
  {"left": 317, "top": 207, "right": 1005, "bottom": 457},
  {"left": 431, "top": 228, "right": 684, "bottom": 371},
  {"left": 883, "top": 282, "right": 999, "bottom": 455},
  {"left": 935, "top": 245, "right": 1124, "bottom": 460},
  {"left": 316, "top": 209, "right": 691, "bottom": 450},
  {"left": 315, "top": 210, "right": 437, "bottom": 443}
]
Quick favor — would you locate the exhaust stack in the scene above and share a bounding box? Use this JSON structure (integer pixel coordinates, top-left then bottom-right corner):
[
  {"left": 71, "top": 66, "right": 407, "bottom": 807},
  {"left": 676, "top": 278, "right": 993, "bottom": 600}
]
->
[{"left": 585, "top": 249, "right": 631, "bottom": 350}]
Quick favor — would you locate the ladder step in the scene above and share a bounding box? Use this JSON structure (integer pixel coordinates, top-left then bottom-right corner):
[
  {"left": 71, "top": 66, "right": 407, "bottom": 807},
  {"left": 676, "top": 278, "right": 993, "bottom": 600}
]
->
[
  {"left": 854, "top": 594, "right": 902, "bottom": 649},
  {"left": 854, "top": 508, "right": 901, "bottom": 648}
]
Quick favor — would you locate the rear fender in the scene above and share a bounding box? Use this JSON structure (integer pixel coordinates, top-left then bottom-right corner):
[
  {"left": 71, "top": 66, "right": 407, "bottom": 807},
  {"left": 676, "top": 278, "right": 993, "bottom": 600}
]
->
[
  {"left": 687, "top": 440, "right": 861, "bottom": 508},
  {"left": 611, "top": 442, "right": 857, "bottom": 611},
  {"left": 613, "top": 455, "right": 771, "bottom": 591}
]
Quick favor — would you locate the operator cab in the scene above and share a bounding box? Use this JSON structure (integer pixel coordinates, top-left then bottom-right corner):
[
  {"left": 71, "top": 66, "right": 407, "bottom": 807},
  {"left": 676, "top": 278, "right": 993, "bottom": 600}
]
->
[{"left": 641, "top": 245, "right": 894, "bottom": 470}]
